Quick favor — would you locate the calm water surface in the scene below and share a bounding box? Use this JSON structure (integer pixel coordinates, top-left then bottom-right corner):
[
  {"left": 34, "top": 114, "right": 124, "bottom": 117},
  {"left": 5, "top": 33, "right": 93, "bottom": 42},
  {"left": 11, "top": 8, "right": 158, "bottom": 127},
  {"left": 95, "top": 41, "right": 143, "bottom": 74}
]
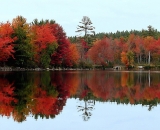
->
[{"left": 0, "top": 70, "right": 160, "bottom": 130}]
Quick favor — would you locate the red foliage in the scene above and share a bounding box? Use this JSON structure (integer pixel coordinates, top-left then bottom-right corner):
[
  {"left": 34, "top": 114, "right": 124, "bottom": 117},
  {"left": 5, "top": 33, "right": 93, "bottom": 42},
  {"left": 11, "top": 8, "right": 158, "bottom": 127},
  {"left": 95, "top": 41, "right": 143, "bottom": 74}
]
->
[
  {"left": 32, "top": 88, "right": 57, "bottom": 116},
  {"left": 0, "top": 22, "right": 15, "bottom": 62},
  {"left": 81, "top": 39, "right": 89, "bottom": 52},
  {"left": 51, "top": 72, "right": 78, "bottom": 97},
  {"left": 50, "top": 24, "right": 66, "bottom": 44},
  {"left": 51, "top": 40, "right": 71, "bottom": 66},
  {"left": 149, "top": 38, "right": 160, "bottom": 54},
  {"left": 88, "top": 38, "right": 114, "bottom": 65},
  {"left": 50, "top": 24, "right": 79, "bottom": 67},
  {"left": 0, "top": 78, "right": 17, "bottom": 117},
  {"left": 87, "top": 72, "right": 114, "bottom": 100},
  {"left": 32, "top": 24, "right": 57, "bottom": 63},
  {"left": 78, "top": 39, "right": 89, "bottom": 60}
]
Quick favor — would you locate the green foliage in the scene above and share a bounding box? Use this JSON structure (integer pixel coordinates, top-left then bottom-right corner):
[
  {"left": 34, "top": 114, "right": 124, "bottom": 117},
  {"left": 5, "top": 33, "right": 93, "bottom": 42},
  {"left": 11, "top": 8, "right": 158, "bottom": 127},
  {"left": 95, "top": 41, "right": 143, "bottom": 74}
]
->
[
  {"left": 93, "top": 26, "right": 160, "bottom": 40},
  {"left": 76, "top": 16, "right": 95, "bottom": 46},
  {"left": 32, "top": 18, "right": 55, "bottom": 25},
  {"left": 40, "top": 71, "right": 58, "bottom": 97},
  {"left": 143, "top": 65, "right": 155, "bottom": 70},
  {"left": 11, "top": 21, "right": 34, "bottom": 68},
  {"left": 142, "top": 25, "right": 160, "bottom": 39},
  {"left": 78, "top": 61, "right": 93, "bottom": 69},
  {"left": 40, "top": 43, "right": 58, "bottom": 68},
  {"left": 127, "top": 51, "right": 134, "bottom": 66},
  {"left": 2, "top": 15, "right": 160, "bottom": 69}
]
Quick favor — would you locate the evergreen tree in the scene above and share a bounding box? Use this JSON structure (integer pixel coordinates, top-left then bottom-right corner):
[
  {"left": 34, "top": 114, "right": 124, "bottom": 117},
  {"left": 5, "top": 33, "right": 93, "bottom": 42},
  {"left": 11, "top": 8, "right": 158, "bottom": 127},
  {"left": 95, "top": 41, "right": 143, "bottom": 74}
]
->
[
  {"left": 10, "top": 16, "right": 34, "bottom": 68},
  {"left": 76, "top": 16, "right": 95, "bottom": 45}
]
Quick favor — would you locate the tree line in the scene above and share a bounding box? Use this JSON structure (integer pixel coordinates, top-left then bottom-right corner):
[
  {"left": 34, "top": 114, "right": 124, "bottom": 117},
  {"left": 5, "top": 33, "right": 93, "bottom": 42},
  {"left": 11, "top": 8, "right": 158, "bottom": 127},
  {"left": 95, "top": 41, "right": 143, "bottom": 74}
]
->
[
  {"left": 1, "top": 15, "right": 160, "bottom": 69},
  {"left": 70, "top": 17, "right": 160, "bottom": 69},
  {"left": 0, "top": 16, "right": 79, "bottom": 68}
]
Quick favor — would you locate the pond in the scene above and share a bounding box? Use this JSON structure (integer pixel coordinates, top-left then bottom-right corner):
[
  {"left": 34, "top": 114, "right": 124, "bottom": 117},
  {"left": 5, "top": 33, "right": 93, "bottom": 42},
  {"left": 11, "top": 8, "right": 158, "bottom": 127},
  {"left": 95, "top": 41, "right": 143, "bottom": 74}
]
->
[{"left": 0, "top": 70, "right": 160, "bottom": 130}]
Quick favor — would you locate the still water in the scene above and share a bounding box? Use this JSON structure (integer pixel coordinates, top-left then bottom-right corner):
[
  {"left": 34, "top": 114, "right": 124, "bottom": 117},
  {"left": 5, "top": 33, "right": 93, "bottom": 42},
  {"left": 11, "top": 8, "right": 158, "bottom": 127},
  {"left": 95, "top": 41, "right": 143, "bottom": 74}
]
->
[{"left": 0, "top": 70, "right": 160, "bottom": 130}]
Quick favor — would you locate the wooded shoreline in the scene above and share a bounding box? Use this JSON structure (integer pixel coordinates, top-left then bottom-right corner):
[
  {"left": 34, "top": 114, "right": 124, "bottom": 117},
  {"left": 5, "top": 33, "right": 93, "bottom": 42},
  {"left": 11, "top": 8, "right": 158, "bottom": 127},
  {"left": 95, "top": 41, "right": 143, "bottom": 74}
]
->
[{"left": 1, "top": 16, "right": 160, "bottom": 70}]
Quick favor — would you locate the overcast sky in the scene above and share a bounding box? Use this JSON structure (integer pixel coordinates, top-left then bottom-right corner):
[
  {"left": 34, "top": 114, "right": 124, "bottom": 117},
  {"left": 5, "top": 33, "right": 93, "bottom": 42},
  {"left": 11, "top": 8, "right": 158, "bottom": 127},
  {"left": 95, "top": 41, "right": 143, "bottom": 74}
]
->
[{"left": 1, "top": 0, "right": 160, "bottom": 36}]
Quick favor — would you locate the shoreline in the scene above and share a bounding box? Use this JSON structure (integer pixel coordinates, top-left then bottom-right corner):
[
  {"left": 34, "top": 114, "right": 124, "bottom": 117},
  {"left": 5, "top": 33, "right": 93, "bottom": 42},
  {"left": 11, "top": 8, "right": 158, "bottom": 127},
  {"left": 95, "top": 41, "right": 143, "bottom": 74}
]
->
[{"left": 0, "top": 66, "right": 160, "bottom": 72}]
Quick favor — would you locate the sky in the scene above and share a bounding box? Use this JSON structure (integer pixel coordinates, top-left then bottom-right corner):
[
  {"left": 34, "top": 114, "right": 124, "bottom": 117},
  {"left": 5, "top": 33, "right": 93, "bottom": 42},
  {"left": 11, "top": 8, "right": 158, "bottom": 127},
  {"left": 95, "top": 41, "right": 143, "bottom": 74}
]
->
[
  {"left": 1, "top": 0, "right": 160, "bottom": 36},
  {"left": 1, "top": 99, "right": 160, "bottom": 130}
]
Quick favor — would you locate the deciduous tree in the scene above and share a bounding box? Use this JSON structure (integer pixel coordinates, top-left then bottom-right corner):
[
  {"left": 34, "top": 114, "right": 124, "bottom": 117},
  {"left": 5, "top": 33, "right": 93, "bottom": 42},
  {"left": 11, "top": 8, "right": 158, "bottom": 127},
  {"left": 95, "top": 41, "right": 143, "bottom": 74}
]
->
[
  {"left": 31, "top": 23, "right": 57, "bottom": 68},
  {"left": 88, "top": 38, "right": 114, "bottom": 66},
  {"left": 0, "top": 22, "right": 15, "bottom": 65},
  {"left": 50, "top": 24, "right": 78, "bottom": 67},
  {"left": 143, "top": 36, "right": 155, "bottom": 64}
]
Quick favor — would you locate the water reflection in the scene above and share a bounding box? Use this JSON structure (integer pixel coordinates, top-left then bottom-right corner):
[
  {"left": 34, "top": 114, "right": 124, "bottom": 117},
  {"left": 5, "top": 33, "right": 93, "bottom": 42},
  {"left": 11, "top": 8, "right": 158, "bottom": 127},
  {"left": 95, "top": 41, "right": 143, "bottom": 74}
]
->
[
  {"left": 77, "top": 93, "right": 95, "bottom": 121},
  {"left": 0, "top": 70, "right": 160, "bottom": 122}
]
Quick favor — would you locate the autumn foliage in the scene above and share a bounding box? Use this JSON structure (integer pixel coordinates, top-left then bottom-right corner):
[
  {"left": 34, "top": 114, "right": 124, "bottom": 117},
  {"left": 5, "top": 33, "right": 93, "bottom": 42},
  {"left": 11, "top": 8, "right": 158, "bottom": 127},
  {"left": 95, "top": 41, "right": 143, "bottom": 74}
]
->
[
  {"left": 32, "top": 24, "right": 56, "bottom": 52},
  {"left": 1, "top": 70, "right": 160, "bottom": 122},
  {"left": 31, "top": 24, "right": 57, "bottom": 66},
  {"left": 88, "top": 38, "right": 114, "bottom": 65},
  {"left": 1, "top": 16, "right": 160, "bottom": 68},
  {"left": 0, "top": 16, "right": 81, "bottom": 68},
  {"left": 50, "top": 24, "right": 79, "bottom": 67},
  {"left": 0, "top": 22, "right": 15, "bottom": 62},
  {"left": 0, "top": 78, "right": 17, "bottom": 117}
]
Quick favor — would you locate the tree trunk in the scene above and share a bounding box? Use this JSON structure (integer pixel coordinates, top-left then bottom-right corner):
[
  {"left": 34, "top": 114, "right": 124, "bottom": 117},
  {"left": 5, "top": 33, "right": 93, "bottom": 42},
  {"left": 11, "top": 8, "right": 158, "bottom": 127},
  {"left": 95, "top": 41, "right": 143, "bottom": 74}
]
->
[
  {"left": 148, "top": 51, "right": 150, "bottom": 65},
  {"left": 140, "top": 54, "right": 142, "bottom": 63},
  {"left": 137, "top": 55, "right": 139, "bottom": 63},
  {"left": 148, "top": 71, "right": 150, "bottom": 87}
]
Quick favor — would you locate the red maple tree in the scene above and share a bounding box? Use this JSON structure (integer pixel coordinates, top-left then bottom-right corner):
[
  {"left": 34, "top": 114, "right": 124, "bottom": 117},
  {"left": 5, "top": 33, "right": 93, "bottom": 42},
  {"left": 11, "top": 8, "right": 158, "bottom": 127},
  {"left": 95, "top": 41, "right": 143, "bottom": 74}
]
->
[
  {"left": 31, "top": 24, "right": 57, "bottom": 64},
  {"left": 0, "top": 22, "right": 15, "bottom": 63},
  {"left": 88, "top": 38, "right": 114, "bottom": 65}
]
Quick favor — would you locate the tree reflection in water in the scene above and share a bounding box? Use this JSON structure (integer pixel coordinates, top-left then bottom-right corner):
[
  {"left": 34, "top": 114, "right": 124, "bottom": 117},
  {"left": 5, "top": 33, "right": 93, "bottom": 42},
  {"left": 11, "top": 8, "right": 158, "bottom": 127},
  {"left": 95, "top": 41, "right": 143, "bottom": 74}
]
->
[
  {"left": 77, "top": 86, "right": 95, "bottom": 121},
  {"left": 0, "top": 70, "right": 160, "bottom": 122},
  {"left": 77, "top": 99, "right": 95, "bottom": 121}
]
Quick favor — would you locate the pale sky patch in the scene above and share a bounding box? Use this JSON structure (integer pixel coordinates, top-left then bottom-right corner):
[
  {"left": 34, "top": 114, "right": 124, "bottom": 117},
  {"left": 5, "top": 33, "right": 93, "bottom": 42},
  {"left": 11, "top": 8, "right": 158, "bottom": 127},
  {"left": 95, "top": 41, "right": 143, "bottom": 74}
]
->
[{"left": 0, "top": 0, "right": 160, "bottom": 36}]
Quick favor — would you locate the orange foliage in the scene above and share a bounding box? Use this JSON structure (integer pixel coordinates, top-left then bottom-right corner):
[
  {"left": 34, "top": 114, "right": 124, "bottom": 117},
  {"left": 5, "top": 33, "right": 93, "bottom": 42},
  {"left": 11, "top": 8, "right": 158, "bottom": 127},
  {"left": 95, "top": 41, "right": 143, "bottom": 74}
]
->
[
  {"left": 121, "top": 72, "right": 128, "bottom": 87},
  {"left": 121, "top": 51, "right": 128, "bottom": 67},
  {"left": 12, "top": 16, "right": 28, "bottom": 29},
  {"left": 31, "top": 24, "right": 57, "bottom": 63},
  {"left": 63, "top": 73, "right": 80, "bottom": 96},
  {"left": 143, "top": 36, "right": 155, "bottom": 52},
  {"left": 12, "top": 110, "right": 26, "bottom": 122},
  {"left": 32, "top": 88, "right": 57, "bottom": 116},
  {"left": 68, "top": 44, "right": 80, "bottom": 65}
]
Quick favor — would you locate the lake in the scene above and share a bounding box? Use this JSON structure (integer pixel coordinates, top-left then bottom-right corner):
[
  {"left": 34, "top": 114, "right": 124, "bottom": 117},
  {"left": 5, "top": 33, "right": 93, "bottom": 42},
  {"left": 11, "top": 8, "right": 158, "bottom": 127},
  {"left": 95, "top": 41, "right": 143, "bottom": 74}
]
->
[{"left": 0, "top": 70, "right": 160, "bottom": 130}]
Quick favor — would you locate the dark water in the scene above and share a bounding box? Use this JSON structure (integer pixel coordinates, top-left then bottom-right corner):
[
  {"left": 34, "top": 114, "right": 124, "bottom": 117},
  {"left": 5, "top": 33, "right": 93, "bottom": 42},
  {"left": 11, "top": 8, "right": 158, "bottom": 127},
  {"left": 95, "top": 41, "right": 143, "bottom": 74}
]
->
[{"left": 0, "top": 70, "right": 160, "bottom": 130}]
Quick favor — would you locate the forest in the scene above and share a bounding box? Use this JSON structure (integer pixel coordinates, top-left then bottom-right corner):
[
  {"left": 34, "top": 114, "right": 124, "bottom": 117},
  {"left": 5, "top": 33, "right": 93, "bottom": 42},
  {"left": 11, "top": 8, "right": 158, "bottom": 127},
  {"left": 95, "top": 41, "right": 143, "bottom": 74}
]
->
[{"left": 1, "top": 15, "right": 160, "bottom": 69}]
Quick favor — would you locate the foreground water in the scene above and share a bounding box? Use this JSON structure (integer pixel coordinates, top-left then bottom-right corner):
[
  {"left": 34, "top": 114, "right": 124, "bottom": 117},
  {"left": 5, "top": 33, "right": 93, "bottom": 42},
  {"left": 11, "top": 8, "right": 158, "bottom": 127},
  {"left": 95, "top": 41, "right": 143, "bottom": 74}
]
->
[{"left": 0, "top": 70, "right": 160, "bottom": 130}]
